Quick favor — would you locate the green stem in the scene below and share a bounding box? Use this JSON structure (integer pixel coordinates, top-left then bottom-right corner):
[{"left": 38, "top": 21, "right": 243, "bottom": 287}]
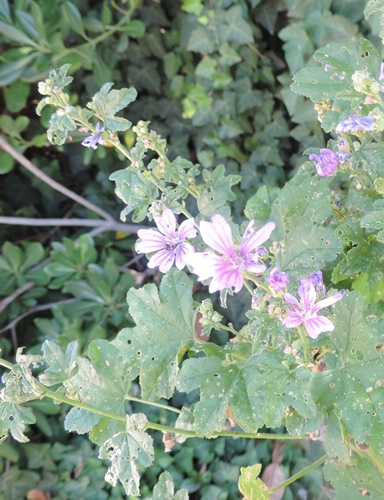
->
[
  {"left": 218, "top": 323, "right": 238, "bottom": 336},
  {"left": 243, "top": 279, "right": 255, "bottom": 296},
  {"left": 0, "top": 358, "right": 312, "bottom": 442},
  {"left": 244, "top": 273, "right": 271, "bottom": 293},
  {"left": 268, "top": 454, "right": 327, "bottom": 494},
  {"left": 296, "top": 325, "right": 310, "bottom": 363}
]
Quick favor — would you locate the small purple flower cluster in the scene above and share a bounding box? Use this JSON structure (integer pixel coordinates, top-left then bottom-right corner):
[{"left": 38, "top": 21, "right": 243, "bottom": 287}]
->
[
  {"left": 335, "top": 115, "right": 377, "bottom": 133},
  {"left": 308, "top": 148, "right": 349, "bottom": 177},
  {"left": 82, "top": 123, "right": 106, "bottom": 149}
]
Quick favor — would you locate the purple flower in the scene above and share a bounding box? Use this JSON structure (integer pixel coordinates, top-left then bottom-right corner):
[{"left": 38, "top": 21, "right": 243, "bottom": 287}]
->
[
  {"left": 184, "top": 214, "right": 275, "bottom": 293},
  {"left": 379, "top": 62, "right": 384, "bottom": 92},
  {"left": 309, "top": 148, "right": 339, "bottom": 177},
  {"left": 335, "top": 115, "right": 377, "bottom": 133},
  {"left": 135, "top": 209, "right": 197, "bottom": 273},
  {"left": 282, "top": 279, "right": 343, "bottom": 339},
  {"left": 307, "top": 271, "right": 326, "bottom": 295},
  {"left": 267, "top": 266, "right": 289, "bottom": 292},
  {"left": 82, "top": 123, "right": 106, "bottom": 149},
  {"left": 336, "top": 152, "right": 349, "bottom": 164}
]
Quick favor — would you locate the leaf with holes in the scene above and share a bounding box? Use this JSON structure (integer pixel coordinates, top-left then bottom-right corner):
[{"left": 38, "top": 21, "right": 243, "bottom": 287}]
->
[
  {"left": 112, "top": 269, "right": 196, "bottom": 401},
  {"left": 268, "top": 173, "right": 342, "bottom": 278},
  {"left": 0, "top": 402, "right": 36, "bottom": 444},
  {"left": 197, "top": 164, "right": 241, "bottom": 218},
  {"left": 61, "top": 340, "right": 138, "bottom": 438},
  {"left": 176, "top": 346, "right": 320, "bottom": 437},
  {"left": 238, "top": 464, "right": 270, "bottom": 500},
  {"left": 324, "top": 453, "right": 384, "bottom": 499},
  {"left": 99, "top": 413, "right": 154, "bottom": 496},
  {"left": 311, "top": 292, "right": 384, "bottom": 460},
  {"left": 291, "top": 38, "right": 381, "bottom": 131}
]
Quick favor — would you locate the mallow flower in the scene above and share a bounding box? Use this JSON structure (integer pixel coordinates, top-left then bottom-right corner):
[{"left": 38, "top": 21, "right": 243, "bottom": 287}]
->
[
  {"left": 282, "top": 279, "right": 343, "bottom": 339},
  {"left": 309, "top": 149, "right": 339, "bottom": 176},
  {"left": 135, "top": 209, "right": 197, "bottom": 273},
  {"left": 184, "top": 214, "right": 275, "bottom": 293},
  {"left": 82, "top": 123, "right": 106, "bottom": 149},
  {"left": 267, "top": 266, "right": 290, "bottom": 292},
  {"left": 335, "top": 115, "right": 377, "bottom": 133}
]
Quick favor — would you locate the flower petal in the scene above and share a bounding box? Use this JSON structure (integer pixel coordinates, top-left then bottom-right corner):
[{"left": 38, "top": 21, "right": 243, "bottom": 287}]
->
[
  {"left": 282, "top": 312, "right": 303, "bottom": 328},
  {"left": 199, "top": 214, "right": 235, "bottom": 256},
  {"left": 298, "top": 279, "right": 316, "bottom": 307},
  {"left": 240, "top": 221, "right": 275, "bottom": 256},
  {"left": 284, "top": 293, "right": 301, "bottom": 311},
  {"left": 155, "top": 209, "right": 177, "bottom": 238},
  {"left": 245, "top": 261, "right": 267, "bottom": 274},
  {"left": 147, "top": 249, "right": 175, "bottom": 273},
  {"left": 304, "top": 316, "right": 334, "bottom": 339},
  {"left": 209, "top": 266, "right": 244, "bottom": 293},
  {"left": 178, "top": 218, "right": 197, "bottom": 240},
  {"left": 175, "top": 242, "right": 195, "bottom": 270},
  {"left": 314, "top": 292, "right": 343, "bottom": 312},
  {"left": 135, "top": 230, "right": 166, "bottom": 253},
  {"left": 184, "top": 252, "right": 219, "bottom": 280}
]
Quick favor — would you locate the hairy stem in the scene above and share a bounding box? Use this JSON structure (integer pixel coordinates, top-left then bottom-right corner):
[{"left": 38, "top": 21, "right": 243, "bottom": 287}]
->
[
  {"left": 268, "top": 454, "right": 327, "bottom": 494},
  {"left": 296, "top": 325, "right": 310, "bottom": 363},
  {"left": 0, "top": 358, "right": 312, "bottom": 441},
  {"left": 0, "top": 136, "right": 114, "bottom": 221}
]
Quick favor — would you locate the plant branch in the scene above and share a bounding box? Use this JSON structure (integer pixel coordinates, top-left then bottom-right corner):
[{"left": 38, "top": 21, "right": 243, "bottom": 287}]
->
[
  {"left": 0, "top": 282, "right": 34, "bottom": 315},
  {"left": 0, "top": 358, "right": 312, "bottom": 441},
  {"left": 0, "top": 299, "right": 77, "bottom": 335},
  {"left": 268, "top": 454, "right": 327, "bottom": 494},
  {"left": 0, "top": 216, "right": 142, "bottom": 234},
  {"left": 0, "top": 136, "right": 114, "bottom": 221}
]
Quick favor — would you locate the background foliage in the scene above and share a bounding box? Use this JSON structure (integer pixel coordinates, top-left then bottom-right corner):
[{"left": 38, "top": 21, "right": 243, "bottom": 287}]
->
[{"left": 0, "top": 0, "right": 383, "bottom": 499}]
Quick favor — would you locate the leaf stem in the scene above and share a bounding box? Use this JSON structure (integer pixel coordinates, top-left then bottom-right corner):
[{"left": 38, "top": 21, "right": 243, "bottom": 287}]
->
[
  {"left": 268, "top": 454, "right": 327, "bottom": 494},
  {"left": 244, "top": 273, "right": 271, "bottom": 293},
  {"left": 296, "top": 325, "right": 310, "bottom": 363}
]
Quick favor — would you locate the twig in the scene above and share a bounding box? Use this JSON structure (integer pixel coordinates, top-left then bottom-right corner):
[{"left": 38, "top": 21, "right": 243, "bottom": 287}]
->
[
  {"left": 0, "top": 299, "right": 77, "bottom": 335},
  {"left": 0, "top": 135, "right": 114, "bottom": 222},
  {"left": 0, "top": 216, "right": 143, "bottom": 234},
  {"left": 0, "top": 282, "right": 34, "bottom": 315}
]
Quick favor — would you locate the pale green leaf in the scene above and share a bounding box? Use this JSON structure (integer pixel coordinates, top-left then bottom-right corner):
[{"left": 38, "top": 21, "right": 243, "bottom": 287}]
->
[
  {"left": 324, "top": 454, "right": 384, "bottom": 499},
  {"left": 177, "top": 348, "right": 319, "bottom": 436},
  {"left": 0, "top": 402, "right": 35, "bottom": 444},
  {"left": 112, "top": 269, "right": 196, "bottom": 400},
  {"left": 0, "top": 20, "right": 41, "bottom": 48},
  {"left": 99, "top": 413, "right": 154, "bottom": 496},
  {"left": 238, "top": 464, "right": 270, "bottom": 500},
  {"left": 87, "top": 83, "right": 137, "bottom": 132},
  {"left": 152, "top": 471, "right": 189, "bottom": 499},
  {"left": 269, "top": 173, "right": 342, "bottom": 276},
  {"left": 197, "top": 164, "right": 241, "bottom": 218},
  {"left": 311, "top": 293, "right": 384, "bottom": 459},
  {"left": 39, "top": 340, "right": 78, "bottom": 386}
]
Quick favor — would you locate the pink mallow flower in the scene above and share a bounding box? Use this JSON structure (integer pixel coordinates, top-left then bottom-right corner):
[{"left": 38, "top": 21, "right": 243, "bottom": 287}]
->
[
  {"left": 184, "top": 214, "right": 275, "bottom": 293},
  {"left": 267, "top": 266, "right": 290, "bottom": 292},
  {"left": 282, "top": 279, "right": 343, "bottom": 339},
  {"left": 309, "top": 148, "right": 339, "bottom": 176},
  {"left": 135, "top": 209, "right": 197, "bottom": 273}
]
